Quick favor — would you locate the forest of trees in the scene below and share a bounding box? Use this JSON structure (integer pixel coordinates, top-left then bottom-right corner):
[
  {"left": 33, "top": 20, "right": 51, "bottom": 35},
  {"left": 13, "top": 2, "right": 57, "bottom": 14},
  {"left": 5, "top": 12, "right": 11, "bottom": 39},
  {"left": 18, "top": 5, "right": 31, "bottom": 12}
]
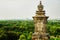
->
[{"left": 0, "top": 19, "right": 60, "bottom": 40}]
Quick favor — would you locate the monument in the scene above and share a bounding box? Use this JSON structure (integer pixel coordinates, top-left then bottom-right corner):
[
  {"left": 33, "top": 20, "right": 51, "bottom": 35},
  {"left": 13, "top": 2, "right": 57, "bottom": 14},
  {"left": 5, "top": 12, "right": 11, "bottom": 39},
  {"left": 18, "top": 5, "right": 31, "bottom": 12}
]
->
[{"left": 32, "top": 1, "right": 50, "bottom": 40}]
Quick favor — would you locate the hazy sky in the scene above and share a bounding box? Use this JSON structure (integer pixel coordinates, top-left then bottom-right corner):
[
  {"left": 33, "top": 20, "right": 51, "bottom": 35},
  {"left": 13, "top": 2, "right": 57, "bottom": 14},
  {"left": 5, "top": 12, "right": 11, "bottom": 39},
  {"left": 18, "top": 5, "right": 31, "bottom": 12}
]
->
[{"left": 0, "top": 0, "right": 60, "bottom": 20}]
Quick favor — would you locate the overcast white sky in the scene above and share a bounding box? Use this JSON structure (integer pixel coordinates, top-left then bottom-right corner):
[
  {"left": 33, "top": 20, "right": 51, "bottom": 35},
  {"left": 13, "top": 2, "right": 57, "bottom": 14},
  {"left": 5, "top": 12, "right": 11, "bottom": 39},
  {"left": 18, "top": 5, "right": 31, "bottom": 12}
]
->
[{"left": 0, "top": 0, "right": 60, "bottom": 20}]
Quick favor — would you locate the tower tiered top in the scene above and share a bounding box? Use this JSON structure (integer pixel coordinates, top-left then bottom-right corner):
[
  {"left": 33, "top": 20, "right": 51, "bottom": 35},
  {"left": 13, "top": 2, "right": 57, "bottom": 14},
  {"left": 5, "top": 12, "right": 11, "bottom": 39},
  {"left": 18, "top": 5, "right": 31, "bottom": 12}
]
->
[
  {"left": 38, "top": 1, "right": 43, "bottom": 11},
  {"left": 33, "top": 1, "right": 48, "bottom": 18}
]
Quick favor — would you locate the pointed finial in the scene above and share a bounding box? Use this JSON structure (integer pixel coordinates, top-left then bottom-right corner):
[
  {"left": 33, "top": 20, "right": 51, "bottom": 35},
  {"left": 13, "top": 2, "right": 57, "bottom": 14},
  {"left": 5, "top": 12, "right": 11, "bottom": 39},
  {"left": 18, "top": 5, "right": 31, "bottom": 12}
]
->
[{"left": 40, "top": 1, "right": 42, "bottom": 5}]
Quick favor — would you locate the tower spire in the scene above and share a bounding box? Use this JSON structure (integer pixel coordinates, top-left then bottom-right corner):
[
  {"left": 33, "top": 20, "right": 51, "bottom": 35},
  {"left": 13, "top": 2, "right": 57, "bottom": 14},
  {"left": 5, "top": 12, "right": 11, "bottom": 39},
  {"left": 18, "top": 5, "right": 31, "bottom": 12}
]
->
[{"left": 38, "top": 1, "right": 43, "bottom": 11}]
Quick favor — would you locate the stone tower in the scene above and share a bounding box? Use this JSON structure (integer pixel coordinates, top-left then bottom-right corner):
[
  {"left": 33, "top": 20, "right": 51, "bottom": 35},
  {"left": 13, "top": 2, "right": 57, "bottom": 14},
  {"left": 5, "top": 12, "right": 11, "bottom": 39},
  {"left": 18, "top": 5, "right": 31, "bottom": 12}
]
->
[{"left": 32, "top": 1, "right": 50, "bottom": 40}]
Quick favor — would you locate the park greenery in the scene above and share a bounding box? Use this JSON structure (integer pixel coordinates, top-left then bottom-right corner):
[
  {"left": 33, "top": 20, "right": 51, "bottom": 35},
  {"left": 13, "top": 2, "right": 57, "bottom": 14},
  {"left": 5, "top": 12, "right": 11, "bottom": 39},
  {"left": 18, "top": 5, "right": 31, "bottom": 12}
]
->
[{"left": 0, "top": 19, "right": 60, "bottom": 40}]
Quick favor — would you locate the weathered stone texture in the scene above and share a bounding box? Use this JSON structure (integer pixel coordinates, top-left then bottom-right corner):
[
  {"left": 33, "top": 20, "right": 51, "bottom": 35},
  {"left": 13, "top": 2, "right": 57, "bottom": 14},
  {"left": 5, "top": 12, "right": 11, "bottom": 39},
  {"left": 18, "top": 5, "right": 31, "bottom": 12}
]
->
[{"left": 32, "top": 1, "right": 50, "bottom": 40}]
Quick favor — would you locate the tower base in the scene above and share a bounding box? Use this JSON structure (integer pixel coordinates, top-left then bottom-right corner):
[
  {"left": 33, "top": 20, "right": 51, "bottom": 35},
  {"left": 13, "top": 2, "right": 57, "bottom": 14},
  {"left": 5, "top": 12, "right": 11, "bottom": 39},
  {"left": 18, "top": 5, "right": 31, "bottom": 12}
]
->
[{"left": 32, "top": 32, "right": 50, "bottom": 40}]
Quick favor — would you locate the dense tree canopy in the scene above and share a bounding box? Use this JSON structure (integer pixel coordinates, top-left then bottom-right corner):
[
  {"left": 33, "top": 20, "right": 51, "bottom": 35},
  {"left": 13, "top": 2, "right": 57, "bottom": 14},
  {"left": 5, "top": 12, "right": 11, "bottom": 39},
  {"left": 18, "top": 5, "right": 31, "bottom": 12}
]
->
[{"left": 0, "top": 20, "right": 60, "bottom": 40}]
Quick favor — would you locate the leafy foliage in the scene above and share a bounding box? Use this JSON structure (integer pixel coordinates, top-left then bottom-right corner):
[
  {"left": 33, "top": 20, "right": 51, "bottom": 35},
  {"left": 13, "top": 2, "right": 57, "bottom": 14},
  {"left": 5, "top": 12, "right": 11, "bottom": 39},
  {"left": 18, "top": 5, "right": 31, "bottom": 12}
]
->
[{"left": 0, "top": 20, "right": 60, "bottom": 40}]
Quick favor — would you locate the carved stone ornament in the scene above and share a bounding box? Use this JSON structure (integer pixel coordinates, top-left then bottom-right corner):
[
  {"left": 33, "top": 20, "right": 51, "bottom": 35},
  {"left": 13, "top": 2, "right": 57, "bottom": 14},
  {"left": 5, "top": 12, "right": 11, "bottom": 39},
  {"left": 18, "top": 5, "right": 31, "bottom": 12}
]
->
[{"left": 32, "top": 1, "right": 49, "bottom": 40}]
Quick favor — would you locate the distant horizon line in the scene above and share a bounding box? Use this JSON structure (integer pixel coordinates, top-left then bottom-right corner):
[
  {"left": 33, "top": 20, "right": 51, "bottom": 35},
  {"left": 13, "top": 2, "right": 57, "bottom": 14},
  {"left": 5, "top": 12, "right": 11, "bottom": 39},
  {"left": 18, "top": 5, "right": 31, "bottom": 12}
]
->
[{"left": 0, "top": 18, "right": 60, "bottom": 20}]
